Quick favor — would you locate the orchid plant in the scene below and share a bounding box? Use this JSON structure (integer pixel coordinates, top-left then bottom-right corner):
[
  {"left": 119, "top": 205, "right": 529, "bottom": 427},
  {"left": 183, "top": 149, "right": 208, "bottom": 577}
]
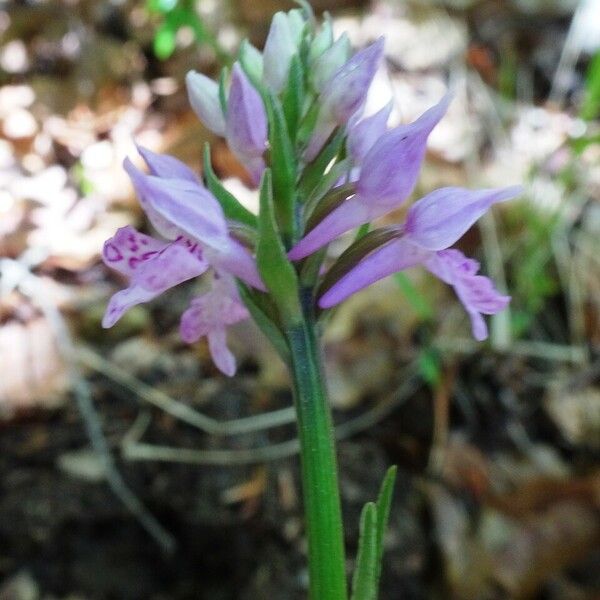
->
[{"left": 102, "top": 5, "right": 521, "bottom": 599}]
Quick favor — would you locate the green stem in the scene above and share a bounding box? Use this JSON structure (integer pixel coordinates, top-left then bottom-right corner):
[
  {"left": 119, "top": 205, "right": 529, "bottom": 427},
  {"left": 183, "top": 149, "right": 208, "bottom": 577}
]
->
[{"left": 287, "top": 319, "right": 347, "bottom": 600}]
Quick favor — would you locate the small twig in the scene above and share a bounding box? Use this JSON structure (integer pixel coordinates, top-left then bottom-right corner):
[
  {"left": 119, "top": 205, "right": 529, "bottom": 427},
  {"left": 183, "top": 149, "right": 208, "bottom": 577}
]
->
[
  {"left": 122, "top": 366, "right": 421, "bottom": 466},
  {"left": 1, "top": 258, "right": 176, "bottom": 553},
  {"left": 435, "top": 336, "right": 588, "bottom": 364},
  {"left": 78, "top": 345, "right": 296, "bottom": 435}
]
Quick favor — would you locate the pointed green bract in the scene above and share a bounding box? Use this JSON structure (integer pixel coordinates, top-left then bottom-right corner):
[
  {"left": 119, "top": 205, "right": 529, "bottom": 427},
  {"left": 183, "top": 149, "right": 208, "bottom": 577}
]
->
[
  {"left": 374, "top": 465, "right": 397, "bottom": 585},
  {"left": 264, "top": 94, "right": 298, "bottom": 243},
  {"left": 299, "top": 127, "right": 345, "bottom": 199},
  {"left": 237, "top": 282, "right": 290, "bottom": 363},
  {"left": 350, "top": 466, "right": 397, "bottom": 600},
  {"left": 351, "top": 502, "right": 378, "bottom": 600},
  {"left": 203, "top": 144, "right": 257, "bottom": 228},
  {"left": 283, "top": 54, "right": 305, "bottom": 144},
  {"left": 256, "top": 169, "right": 302, "bottom": 325}
]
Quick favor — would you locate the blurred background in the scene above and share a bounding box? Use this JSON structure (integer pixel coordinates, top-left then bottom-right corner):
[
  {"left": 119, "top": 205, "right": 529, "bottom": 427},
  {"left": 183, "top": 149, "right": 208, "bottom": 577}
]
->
[{"left": 1, "top": 0, "right": 599, "bottom": 598}]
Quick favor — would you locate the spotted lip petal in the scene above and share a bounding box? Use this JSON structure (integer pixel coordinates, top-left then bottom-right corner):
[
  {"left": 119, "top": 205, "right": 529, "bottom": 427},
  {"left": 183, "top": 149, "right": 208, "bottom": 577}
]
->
[
  {"left": 102, "top": 226, "right": 209, "bottom": 328},
  {"left": 405, "top": 185, "right": 523, "bottom": 250}
]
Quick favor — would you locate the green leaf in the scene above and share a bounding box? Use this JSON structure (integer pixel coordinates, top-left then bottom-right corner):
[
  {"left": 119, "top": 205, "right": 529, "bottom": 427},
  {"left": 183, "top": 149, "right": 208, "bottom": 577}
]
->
[
  {"left": 237, "top": 283, "right": 290, "bottom": 363},
  {"left": 264, "top": 94, "right": 297, "bottom": 243},
  {"left": 374, "top": 466, "right": 397, "bottom": 585},
  {"left": 203, "top": 143, "right": 257, "bottom": 228},
  {"left": 303, "top": 157, "right": 351, "bottom": 219},
  {"left": 153, "top": 22, "right": 177, "bottom": 59},
  {"left": 282, "top": 54, "right": 305, "bottom": 143},
  {"left": 581, "top": 51, "right": 600, "bottom": 121},
  {"left": 351, "top": 502, "right": 378, "bottom": 600},
  {"left": 418, "top": 348, "right": 441, "bottom": 387},
  {"left": 256, "top": 170, "right": 302, "bottom": 325},
  {"left": 298, "top": 127, "right": 345, "bottom": 200}
]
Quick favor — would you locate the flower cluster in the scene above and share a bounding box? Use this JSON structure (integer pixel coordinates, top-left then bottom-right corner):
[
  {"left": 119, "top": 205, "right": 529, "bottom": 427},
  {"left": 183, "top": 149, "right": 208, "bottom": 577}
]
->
[{"left": 102, "top": 7, "right": 522, "bottom": 374}]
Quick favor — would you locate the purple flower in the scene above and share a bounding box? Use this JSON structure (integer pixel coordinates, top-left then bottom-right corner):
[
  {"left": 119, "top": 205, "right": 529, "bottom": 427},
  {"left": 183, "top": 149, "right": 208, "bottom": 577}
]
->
[
  {"left": 123, "top": 151, "right": 264, "bottom": 289},
  {"left": 356, "top": 94, "right": 452, "bottom": 207},
  {"left": 318, "top": 184, "right": 522, "bottom": 340},
  {"left": 425, "top": 250, "right": 510, "bottom": 341},
  {"left": 289, "top": 95, "right": 451, "bottom": 260},
  {"left": 304, "top": 38, "right": 385, "bottom": 161},
  {"left": 347, "top": 101, "right": 393, "bottom": 165},
  {"left": 180, "top": 274, "right": 250, "bottom": 376},
  {"left": 404, "top": 185, "right": 522, "bottom": 250},
  {"left": 102, "top": 225, "right": 209, "bottom": 328},
  {"left": 186, "top": 71, "right": 226, "bottom": 137},
  {"left": 102, "top": 147, "right": 265, "bottom": 373},
  {"left": 226, "top": 64, "right": 268, "bottom": 185}
]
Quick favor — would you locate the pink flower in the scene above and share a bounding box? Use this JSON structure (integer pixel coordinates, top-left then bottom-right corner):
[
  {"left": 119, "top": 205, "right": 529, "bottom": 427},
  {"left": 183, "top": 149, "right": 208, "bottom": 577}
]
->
[
  {"left": 289, "top": 95, "right": 451, "bottom": 260},
  {"left": 102, "top": 147, "right": 264, "bottom": 375},
  {"left": 318, "top": 185, "right": 522, "bottom": 340},
  {"left": 180, "top": 275, "right": 249, "bottom": 376}
]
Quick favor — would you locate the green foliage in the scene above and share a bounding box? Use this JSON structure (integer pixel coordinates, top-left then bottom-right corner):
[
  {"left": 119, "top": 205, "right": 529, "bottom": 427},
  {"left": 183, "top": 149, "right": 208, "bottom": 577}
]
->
[
  {"left": 256, "top": 170, "right": 302, "bottom": 325},
  {"left": 146, "top": 0, "right": 228, "bottom": 62},
  {"left": 203, "top": 143, "right": 257, "bottom": 228},
  {"left": 506, "top": 199, "right": 561, "bottom": 337},
  {"left": 581, "top": 51, "right": 600, "bottom": 121},
  {"left": 351, "top": 466, "right": 397, "bottom": 600},
  {"left": 264, "top": 94, "right": 298, "bottom": 243}
]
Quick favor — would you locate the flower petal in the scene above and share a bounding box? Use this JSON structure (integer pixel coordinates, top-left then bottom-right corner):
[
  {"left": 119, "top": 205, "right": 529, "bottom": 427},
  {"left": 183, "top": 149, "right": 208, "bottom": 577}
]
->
[
  {"left": 357, "top": 94, "right": 451, "bottom": 208},
  {"left": 347, "top": 101, "right": 393, "bottom": 164},
  {"left": 136, "top": 145, "right": 200, "bottom": 183},
  {"left": 207, "top": 329, "right": 237, "bottom": 376},
  {"left": 102, "top": 225, "right": 167, "bottom": 277},
  {"left": 425, "top": 249, "right": 510, "bottom": 341},
  {"left": 102, "top": 239, "right": 209, "bottom": 328},
  {"left": 179, "top": 276, "right": 249, "bottom": 375},
  {"left": 288, "top": 195, "right": 373, "bottom": 260},
  {"left": 321, "top": 37, "right": 384, "bottom": 125},
  {"left": 226, "top": 64, "right": 267, "bottom": 183},
  {"left": 405, "top": 185, "right": 523, "bottom": 250},
  {"left": 318, "top": 237, "right": 430, "bottom": 308},
  {"left": 125, "top": 159, "right": 229, "bottom": 252}
]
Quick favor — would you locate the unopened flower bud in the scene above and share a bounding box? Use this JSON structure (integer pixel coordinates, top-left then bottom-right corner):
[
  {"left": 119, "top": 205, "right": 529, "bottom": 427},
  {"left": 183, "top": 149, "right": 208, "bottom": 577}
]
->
[
  {"left": 226, "top": 64, "right": 268, "bottom": 185},
  {"left": 263, "top": 11, "right": 299, "bottom": 93},
  {"left": 186, "top": 71, "right": 226, "bottom": 136}
]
